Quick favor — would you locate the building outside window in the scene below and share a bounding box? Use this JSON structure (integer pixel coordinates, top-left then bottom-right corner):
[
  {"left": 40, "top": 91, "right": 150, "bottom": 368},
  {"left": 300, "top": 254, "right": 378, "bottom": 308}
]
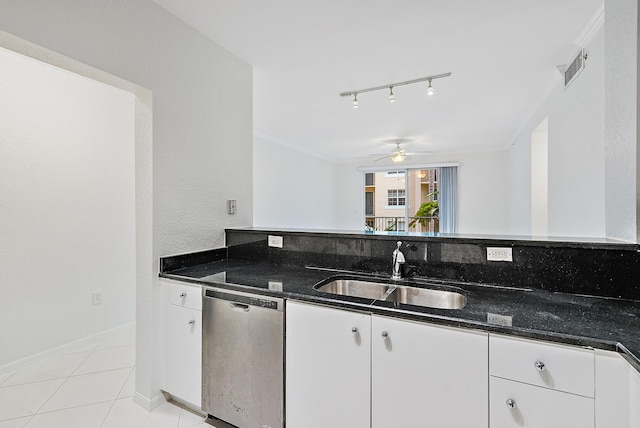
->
[
  {"left": 387, "top": 189, "right": 406, "bottom": 207},
  {"left": 364, "top": 168, "right": 440, "bottom": 233}
]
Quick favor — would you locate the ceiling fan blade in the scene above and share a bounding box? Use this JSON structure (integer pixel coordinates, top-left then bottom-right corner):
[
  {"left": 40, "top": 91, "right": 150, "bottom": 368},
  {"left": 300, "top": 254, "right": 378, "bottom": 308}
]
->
[{"left": 373, "top": 154, "right": 392, "bottom": 162}]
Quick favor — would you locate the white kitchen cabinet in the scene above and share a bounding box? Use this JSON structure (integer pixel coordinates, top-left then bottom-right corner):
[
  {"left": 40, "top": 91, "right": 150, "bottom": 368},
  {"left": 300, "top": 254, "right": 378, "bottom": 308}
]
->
[
  {"left": 371, "top": 315, "right": 488, "bottom": 428},
  {"left": 161, "top": 279, "right": 202, "bottom": 408},
  {"left": 490, "top": 334, "right": 594, "bottom": 428},
  {"left": 630, "top": 366, "right": 640, "bottom": 427},
  {"left": 594, "top": 348, "right": 640, "bottom": 428},
  {"left": 286, "top": 301, "right": 489, "bottom": 428},
  {"left": 286, "top": 301, "right": 371, "bottom": 428},
  {"left": 490, "top": 376, "right": 594, "bottom": 428}
]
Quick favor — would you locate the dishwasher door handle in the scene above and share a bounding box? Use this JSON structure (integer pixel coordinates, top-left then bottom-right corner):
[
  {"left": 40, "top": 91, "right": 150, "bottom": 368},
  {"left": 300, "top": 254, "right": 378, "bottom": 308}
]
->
[{"left": 230, "top": 302, "right": 250, "bottom": 311}]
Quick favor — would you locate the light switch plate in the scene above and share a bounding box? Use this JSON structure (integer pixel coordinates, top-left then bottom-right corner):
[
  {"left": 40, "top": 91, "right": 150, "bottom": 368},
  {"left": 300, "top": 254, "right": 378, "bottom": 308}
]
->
[
  {"left": 227, "top": 199, "right": 237, "bottom": 214},
  {"left": 487, "top": 247, "right": 513, "bottom": 262}
]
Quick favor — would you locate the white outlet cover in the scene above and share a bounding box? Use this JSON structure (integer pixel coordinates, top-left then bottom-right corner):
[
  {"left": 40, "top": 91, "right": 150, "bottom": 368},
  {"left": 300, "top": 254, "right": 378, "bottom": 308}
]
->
[
  {"left": 268, "top": 235, "right": 283, "bottom": 248},
  {"left": 268, "top": 281, "right": 283, "bottom": 291},
  {"left": 487, "top": 313, "right": 513, "bottom": 327},
  {"left": 487, "top": 247, "right": 513, "bottom": 262}
]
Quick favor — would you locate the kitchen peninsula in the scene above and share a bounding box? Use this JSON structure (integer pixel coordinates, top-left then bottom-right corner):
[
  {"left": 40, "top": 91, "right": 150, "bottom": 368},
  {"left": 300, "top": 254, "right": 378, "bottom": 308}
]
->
[{"left": 160, "top": 227, "right": 640, "bottom": 428}]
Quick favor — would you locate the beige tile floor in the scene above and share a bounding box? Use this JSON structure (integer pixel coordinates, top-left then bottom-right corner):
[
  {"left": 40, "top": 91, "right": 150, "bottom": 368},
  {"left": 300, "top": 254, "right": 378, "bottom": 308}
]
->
[{"left": 0, "top": 326, "right": 208, "bottom": 428}]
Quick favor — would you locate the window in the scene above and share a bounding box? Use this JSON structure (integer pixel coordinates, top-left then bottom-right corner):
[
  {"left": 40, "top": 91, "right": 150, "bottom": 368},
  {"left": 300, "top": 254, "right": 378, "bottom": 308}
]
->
[
  {"left": 387, "top": 189, "right": 405, "bottom": 207},
  {"left": 365, "top": 173, "right": 375, "bottom": 186},
  {"left": 365, "top": 191, "right": 375, "bottom": 216},
  {"left": 363, "top": 167, "right": 451, "bottom": 233}
]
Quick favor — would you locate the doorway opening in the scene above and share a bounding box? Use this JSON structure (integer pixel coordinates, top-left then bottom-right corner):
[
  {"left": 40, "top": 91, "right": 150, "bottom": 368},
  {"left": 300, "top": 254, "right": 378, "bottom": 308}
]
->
[{"left": 531, "top": 117, "right": 549, "bottom": 236}]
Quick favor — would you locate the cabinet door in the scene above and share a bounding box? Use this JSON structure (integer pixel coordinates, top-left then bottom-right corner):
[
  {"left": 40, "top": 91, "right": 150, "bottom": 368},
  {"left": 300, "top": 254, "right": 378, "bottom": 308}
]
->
[
  {"left": 164, "top": 304, "right": 202, "bottom": 407},
  {"left": 491, "top": 376, "right": 593, "bottom": 428},
  {"left": 286, "top": 301, "right": 371, "bottom": 428},
  {"left": 631, "top": 368, "right": 640, "bottom": 427},
  {"left": 371, "top": 315, "right": 489, "bottom": 428}
]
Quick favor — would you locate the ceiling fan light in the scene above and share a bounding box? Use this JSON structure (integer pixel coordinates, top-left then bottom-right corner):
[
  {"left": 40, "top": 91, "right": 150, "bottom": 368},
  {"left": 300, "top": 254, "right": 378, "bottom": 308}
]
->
[{"left": 391, "top": 152, "right": 406, "bottom": 163}]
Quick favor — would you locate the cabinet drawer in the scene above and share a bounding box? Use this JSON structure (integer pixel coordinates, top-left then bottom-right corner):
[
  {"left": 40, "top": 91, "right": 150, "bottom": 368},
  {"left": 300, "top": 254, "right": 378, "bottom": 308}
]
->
[
  {"left": 490, "top": 334, "right": 594, "bottom": 397},
  {"left": 167, "top": 281, "right": 202, "bottom": 311},
  {"left": 490, "top": 376, "right": 593, "bottom": 428}
]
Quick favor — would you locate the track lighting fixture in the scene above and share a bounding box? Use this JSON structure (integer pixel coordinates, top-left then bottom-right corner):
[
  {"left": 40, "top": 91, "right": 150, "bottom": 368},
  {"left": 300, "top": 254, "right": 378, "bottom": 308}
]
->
[{"left": 340, "top": 72, "right": 450, "bottom": 107}]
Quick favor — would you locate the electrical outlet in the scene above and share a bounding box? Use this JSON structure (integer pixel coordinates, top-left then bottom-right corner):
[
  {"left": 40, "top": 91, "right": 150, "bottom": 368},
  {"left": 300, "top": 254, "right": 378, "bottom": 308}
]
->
[
  {"left": 92, "top": 291, "right": 102, "bottom": 305},
  {"left": 268, "top": 235, "right": 283, "bottom": 248},
  {"left": 487, "top": 313, "right": 512, "bottom": 327},
  {"left": 487, "top": 247, "right": 513, "bottom": 262},
  {"left": 268, "top": 281, "right": 283, "bottom": 292}
]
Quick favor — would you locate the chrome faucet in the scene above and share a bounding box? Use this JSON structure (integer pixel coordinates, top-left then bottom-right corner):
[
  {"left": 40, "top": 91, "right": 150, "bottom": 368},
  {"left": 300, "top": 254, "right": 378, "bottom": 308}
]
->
[{"left": 391, "top": 241, "right": 405, "bottom": 280}]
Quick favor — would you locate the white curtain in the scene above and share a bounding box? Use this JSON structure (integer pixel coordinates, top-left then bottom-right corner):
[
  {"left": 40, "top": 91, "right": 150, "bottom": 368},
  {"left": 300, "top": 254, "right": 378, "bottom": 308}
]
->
[{"left": 438, "top": 166, "right": 457, "bottom": 233}]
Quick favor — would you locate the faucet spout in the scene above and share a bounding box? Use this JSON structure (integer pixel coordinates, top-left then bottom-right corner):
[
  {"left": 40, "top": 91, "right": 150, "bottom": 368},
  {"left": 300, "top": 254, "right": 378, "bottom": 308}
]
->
[{"left": 391, "top": 240, "right": 405, "bottom": 280}]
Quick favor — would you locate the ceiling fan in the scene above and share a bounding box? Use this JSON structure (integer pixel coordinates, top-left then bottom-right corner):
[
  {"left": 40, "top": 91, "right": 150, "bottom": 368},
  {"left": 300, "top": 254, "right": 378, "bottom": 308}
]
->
[{"left": 370, "top": 141, "right": 432, "bottom": 163}]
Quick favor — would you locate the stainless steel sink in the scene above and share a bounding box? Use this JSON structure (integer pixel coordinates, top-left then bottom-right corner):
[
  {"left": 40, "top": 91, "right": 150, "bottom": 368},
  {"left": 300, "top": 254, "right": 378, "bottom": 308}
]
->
[
  {"left": 385, "top": 285, "right": 467, "bottom": 309},
  {"left": 314, "top": 278, "right": 467, "bottom": 310},
  {"left": 315, "top": 279, "right": 395, "bottom": 300}
]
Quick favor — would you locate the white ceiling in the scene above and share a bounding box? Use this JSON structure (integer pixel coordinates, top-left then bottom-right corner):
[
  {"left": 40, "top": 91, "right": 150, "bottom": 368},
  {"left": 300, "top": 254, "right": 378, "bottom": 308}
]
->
[{"left": 150, "top": 0, "right": 603, "bottom": 162}]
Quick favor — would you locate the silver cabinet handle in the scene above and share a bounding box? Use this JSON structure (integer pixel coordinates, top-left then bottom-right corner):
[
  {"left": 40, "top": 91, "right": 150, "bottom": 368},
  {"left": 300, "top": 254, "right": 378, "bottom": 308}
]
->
[
  {"left": 534, "top": 361, "right": 546, "bottom": 371},
  {"left": 188, "top": 319, "right": 196, "bottom": 326},
  {"left": 506, "top": 398, "right": 516, "bottom": 409},
  {"left": 352, "top": 327, "right": 359, "bottom": 334},
  {"left": 179, "top": 292, "right": 187, "bottom": 298},
  {"left": 381, "top": 331, "right": 389, "bottom": 339}
]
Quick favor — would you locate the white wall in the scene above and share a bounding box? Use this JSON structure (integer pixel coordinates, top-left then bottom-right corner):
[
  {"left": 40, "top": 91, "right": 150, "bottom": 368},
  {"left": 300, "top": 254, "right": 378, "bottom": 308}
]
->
[
  {"left": 605, "top": 0, "right": 638, "bottom": 242},
  {"left": 508, "top": 25, "right": 605, "bottom": 239},
  {"left": 334, "top": 150, "right": 510, "bottom": 235},
  {"left": 253, "top": 136, "right": 337, "bottom": 229},
  {"left": 0, "top": 0, "right": 253, "bottom": 406},
  {"left": 0, "top": 48, "right": 135, "bottom": 366}
]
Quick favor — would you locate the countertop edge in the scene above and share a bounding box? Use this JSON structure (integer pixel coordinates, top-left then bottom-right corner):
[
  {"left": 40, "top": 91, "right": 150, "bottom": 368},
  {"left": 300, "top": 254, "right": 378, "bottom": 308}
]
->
[{"left": 159, "top": 272, "right": 639, "bottom": 372}]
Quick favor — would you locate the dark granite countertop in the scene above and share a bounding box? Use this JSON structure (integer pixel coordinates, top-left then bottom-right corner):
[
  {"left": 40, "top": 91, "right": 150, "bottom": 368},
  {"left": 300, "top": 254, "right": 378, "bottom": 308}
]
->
[{"left": 160, "top": 259, "right": 640, "bottom": 372}]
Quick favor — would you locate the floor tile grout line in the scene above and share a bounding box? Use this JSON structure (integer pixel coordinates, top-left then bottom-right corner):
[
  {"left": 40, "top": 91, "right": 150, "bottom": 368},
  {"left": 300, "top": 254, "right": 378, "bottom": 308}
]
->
[
  {"left": 0, "top": 372, "right": 16, "bottom": 387},
  {"left": 31, "top": 398, "right": 117, "bottom": 416},
  {"left": 69, "top": 339, "right": 104, "bottom": 377},
  {"left": 95, "top": 342, "right": 137, "bottom": 351},
  {"left": 27, "top": 342, "right": 99, "bottom": 421},
  {"left": 99, "top": 366, "right": 135, "bottom": 428},
  {"left": 0, "top": 350, "right": 94, "bottom": 389},
  {"left": 70, "top": 363, "right": 137, "bottom": 378}
]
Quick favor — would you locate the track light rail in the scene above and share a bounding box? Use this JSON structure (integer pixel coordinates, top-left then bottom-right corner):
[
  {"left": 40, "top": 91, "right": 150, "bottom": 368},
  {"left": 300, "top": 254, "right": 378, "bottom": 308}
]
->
[{"left": 339, "top": 72, "right": 451, "bottom": 97}]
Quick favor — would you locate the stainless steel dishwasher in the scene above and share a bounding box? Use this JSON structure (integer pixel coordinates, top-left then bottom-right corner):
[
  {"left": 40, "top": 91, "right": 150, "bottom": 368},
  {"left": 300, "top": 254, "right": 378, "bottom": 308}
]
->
[{"left": 202, "top": 286, "right": 284, "bottom": 428}]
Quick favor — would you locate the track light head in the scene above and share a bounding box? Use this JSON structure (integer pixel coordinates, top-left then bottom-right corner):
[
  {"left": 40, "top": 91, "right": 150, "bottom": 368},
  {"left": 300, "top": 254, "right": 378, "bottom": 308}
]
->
[{"left": 340, "top": 72, "right": 450, "bottom": 107}]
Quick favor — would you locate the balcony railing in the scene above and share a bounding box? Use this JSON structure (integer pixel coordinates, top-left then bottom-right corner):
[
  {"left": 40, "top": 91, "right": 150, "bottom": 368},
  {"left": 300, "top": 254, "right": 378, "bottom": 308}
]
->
[{"left": 365, "top": 216, "right": 439, "bottom": 233}]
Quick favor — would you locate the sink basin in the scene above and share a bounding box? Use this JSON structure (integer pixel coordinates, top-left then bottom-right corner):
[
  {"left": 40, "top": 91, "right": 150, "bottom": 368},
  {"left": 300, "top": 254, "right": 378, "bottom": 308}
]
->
[
  {"left": 385, "top": 285, "right": 467, "bottom": 310},
  {"left": 314, "top": 277, "right": 467, "bottom": 310},
  {"left": 315, "top": 278, "right": 395, "bottom": 300}
]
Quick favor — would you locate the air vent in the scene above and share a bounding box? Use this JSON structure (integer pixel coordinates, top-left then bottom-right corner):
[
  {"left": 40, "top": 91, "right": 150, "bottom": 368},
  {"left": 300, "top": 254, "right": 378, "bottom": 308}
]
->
[{"left": 563, "top": 49, "right": 587, "bottom": 89}]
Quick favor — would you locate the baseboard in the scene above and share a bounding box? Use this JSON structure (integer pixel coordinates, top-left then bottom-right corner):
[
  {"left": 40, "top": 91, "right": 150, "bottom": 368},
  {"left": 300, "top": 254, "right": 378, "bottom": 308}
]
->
[
  {"left": 133, "top": 391, "right": 166, "bottom": 410},
  {"left": 0, "top": 321, "right": 135, "bottom": 377}
]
